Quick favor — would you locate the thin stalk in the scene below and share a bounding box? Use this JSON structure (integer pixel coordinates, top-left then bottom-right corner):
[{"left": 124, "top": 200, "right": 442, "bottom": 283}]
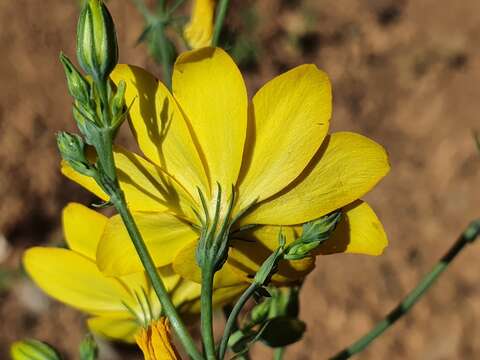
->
[
  {"left": 273, "top": 348, "right": 284, "bottom": 360},
  {"left": 329, "top": 220, "right": 480, "bottom": 360},
  {"left": 112, "top": 194, "right": 203, "bottom": 360},
  {"left": 155, "top": 22, "right": 173, "bottom": 89},
  {"left": 201, "top": 264, "right": 217, "bottom": 360},
  {"left": 93, "top": 79, "right": 202, "bottom": 360},
  {"left": 211, "top": 0, "right": 230, "bottom": 47},
  {"left": 218, "top": 282, "right": 258, "bottom": 359}
]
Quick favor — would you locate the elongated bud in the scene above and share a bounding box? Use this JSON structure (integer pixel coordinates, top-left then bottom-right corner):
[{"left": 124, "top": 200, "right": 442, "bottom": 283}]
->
[
  {"left": 184, "top": 0, "right": 215, "bottom": 49},
  {"left": 79, "top": 334, "right": 98, "bottom": 360},
  {"left": 111, "top": 79, "right": 126, "bottom": 128},
  {"left": 285, "top": 212, "right": 342, "bottom": 260},
  {"left": 135, "top": 318, "right": 181, "bottom": 360},
  {"left": 77, "top": 0, "right": 118, "bottom": 81},
  {"left": 254, "top": 233, "right": 286, "bottom": 286},
  {"left": 60, "top": 53, "right": 91, "bottom": 104},
  {"left": 10, "top": 339, "right": 61, "bottom": 360},
  {"left": 57, "top": 131, "right": 95, "bottom": 177}
]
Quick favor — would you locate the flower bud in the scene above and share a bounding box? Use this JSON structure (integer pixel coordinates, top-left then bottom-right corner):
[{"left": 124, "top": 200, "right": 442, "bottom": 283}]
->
[
  {"left": 79, "top": 334, "right": 98, "bottom": 360},
  {"left": 110, "top": 79, "right": 126, "bottom": 128},
  {"left": 10, "top": 339, "right": 61, "bottom": 360},
  {"left": 60, "top": 52, "right": 91, "bottom": 104},
  {"left": 56, "top": 131, "right": 95, "bottom": 177},
  {"left": 285, "top": 211, "right": 342, "bottom": 260},
  {"left": 76, "top": 0, "right": 118, "bottom": 81},
  {"left": 135, "top": 318, "right": 181, "bottom": 360}
]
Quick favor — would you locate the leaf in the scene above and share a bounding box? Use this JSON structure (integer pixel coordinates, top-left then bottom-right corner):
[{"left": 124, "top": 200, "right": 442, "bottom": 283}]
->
[{"left": 259, "top": 317, "right": 306, "bottom": 348}]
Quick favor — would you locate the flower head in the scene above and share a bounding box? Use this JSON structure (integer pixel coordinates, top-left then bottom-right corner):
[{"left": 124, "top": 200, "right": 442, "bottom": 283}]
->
[
  {"left": 62, "top": 47, "right": 390, "bottom": 288},
  {"left": 23, "top": 203, "right": 244, "bottom": 342}
]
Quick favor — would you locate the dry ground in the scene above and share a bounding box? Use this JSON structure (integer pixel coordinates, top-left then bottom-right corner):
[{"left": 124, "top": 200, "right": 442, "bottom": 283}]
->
[{"left": 1, "top": 0, "right": 480, "bottom": 359}]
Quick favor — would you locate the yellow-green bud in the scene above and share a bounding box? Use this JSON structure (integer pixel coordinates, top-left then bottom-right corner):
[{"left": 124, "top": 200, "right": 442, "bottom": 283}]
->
[
  {"left": 60, "top": 52, "right": 91, "bottom": 104},
  {"left": 79, "top": 334, "right": 98, "bottom": 360},
  {"left": 284, "top": 211, "right": 342, "bottom": 260},
  {"left": 57, "top": 131, "right": 95, "bottom": 177},
  {"left": 76, "top": 0, "right": 118, "bottom": 81},
  {"left": 110, "top": 79, "right": 126, "bottom": 128},
  {"left": 10, "top": 339, "right": 61, "bottom": 360}
]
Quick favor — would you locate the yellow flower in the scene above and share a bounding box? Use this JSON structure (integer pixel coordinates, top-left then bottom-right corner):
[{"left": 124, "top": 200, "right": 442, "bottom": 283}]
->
[
  {"left": 23, "top": 203, "right": 244, "bottom": 342},
  {"left": 62, "top": 47, "right": 390, "bottom": 287},
  {"left": 184, "top": 0, "right": 215, "bottom": 49},
  {"left": 136, "top": 318, "right": 181, "bottom": 360}
]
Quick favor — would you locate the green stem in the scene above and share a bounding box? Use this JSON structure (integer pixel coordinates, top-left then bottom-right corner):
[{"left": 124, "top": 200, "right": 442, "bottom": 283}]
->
[
  {"left": 211, "top": 0, "right": 230, "bottom": 47},
  {"left": 93, "top": 79, "right": 202, "bottom": 360},
  {"left": 218, "top": 282, "right": 258, "bottom": 359},
  {"left": 273, "top": 348, "right": 284, "bottom": 360},
  {"left": 155, "top": 22, "right": 173, "bottom": 89},
  {"left": 329, "top": 220, "right": 480, "bottom": 360},
  {"left": 201, "top": 264, "right": 217, "bottom": 360},
  {"left": 112, "top": 193, "right": 203, "bottom": 360}
]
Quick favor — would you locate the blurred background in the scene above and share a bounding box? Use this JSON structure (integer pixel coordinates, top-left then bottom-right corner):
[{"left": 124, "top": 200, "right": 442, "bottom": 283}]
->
[{"left": 1, "top": 0, "right": 480, "bottom": 358}]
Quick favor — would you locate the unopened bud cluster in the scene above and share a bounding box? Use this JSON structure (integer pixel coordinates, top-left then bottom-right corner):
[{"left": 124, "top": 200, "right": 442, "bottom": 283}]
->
[{"left": 58, "top": 0, "right": 127, "bottom": 184}]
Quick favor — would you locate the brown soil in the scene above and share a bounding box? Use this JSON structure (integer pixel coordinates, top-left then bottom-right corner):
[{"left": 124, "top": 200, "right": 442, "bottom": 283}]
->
[{"left": 1, "top": 0, "right": 480, "bottom": 359}]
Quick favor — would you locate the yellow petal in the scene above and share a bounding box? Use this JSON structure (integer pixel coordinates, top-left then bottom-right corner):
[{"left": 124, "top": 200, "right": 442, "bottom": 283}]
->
[
  {"left": 62, "top": 203, "right": 107, "bottom": 260},
  {"left": 317, "top": 200, "right": 388, "bottom": 256},
  {"left": 173, "top": 47, "right": 247, "bottom": 201},
  {"left": 97, "top": 212, "right": 198, "bottom": 276},
  {"left": 172, "top": 240, "right": 246, "bottom": 288},
  {"left": 62, "top": 147, "right": 197, "bottom": 219},
  {"left": 61, "top": 159, "right": 107, "bottom": 200},
  {"left": 110, "top": 65, "right": 209, "bottom": 197},
  {"left": 88, "top": 314, "right": 139, "bottom": 343},
  {"left": 244, "top": 132, "right": 390, "bottom": 225},
  {"left": 136, "top": 318, "right": 181, "bottom": 360},
  {"left": 24, "top": 247, "right": 129, "bottom": 314},
  {"left": 237, "top": 65, "right": 331, "bottom": 210},
  {"left": 184, "top": 0, "right": 215, "bottom": 49}
]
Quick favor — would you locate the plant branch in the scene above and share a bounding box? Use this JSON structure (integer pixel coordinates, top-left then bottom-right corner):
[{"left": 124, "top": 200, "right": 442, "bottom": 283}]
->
[
  {"left": 218, "top": 282, "right": 258, "bottom": 359},
  {"left": 201, "top": 263, "right": 217, "bottom": 360},
  {"left": 329, "top": 219, "right": 480, "bottom": 360},
  {"left": 212, "top": 0, "right": 230, "bottom": 47}
]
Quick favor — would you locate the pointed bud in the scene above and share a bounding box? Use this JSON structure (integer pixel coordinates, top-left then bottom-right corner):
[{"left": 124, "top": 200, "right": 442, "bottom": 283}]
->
[
  {"left": 10, "top": 339, "right": 61, "bottom": 360},
  {"left": 254, "top": 233, "right": 286, "bottom": 286},
  {"left": 110, "top": 79, "right": 126, "bottom": 128},
  {"left": 79, "top": 334, "right": 98, "bottom": 360},
  {"left": 60, "top": 53, "right": 91, "bottom": 104},
  {"left": 76, "top": 0, "right": 118, "bottom": 81},
  {"left": 56, "top": 131, "right": 95, "bottom": 177},
  {"left": 285, "top": 211, "right": 342, "bottom": 260}
]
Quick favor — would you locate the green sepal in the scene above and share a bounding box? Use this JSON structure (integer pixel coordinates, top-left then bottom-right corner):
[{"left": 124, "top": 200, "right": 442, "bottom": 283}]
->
[
  {"left": 253, "top": 232, "right": 286, "bottom": 286},
  {"left": 59, "top": 53, "right": 91, "bottom": 104},
  {"left": 10, "top": 339, "right": 62, "bottom": 360},
  {"left": 79, "top": 334, "right": 98, "bottom": 360}
]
